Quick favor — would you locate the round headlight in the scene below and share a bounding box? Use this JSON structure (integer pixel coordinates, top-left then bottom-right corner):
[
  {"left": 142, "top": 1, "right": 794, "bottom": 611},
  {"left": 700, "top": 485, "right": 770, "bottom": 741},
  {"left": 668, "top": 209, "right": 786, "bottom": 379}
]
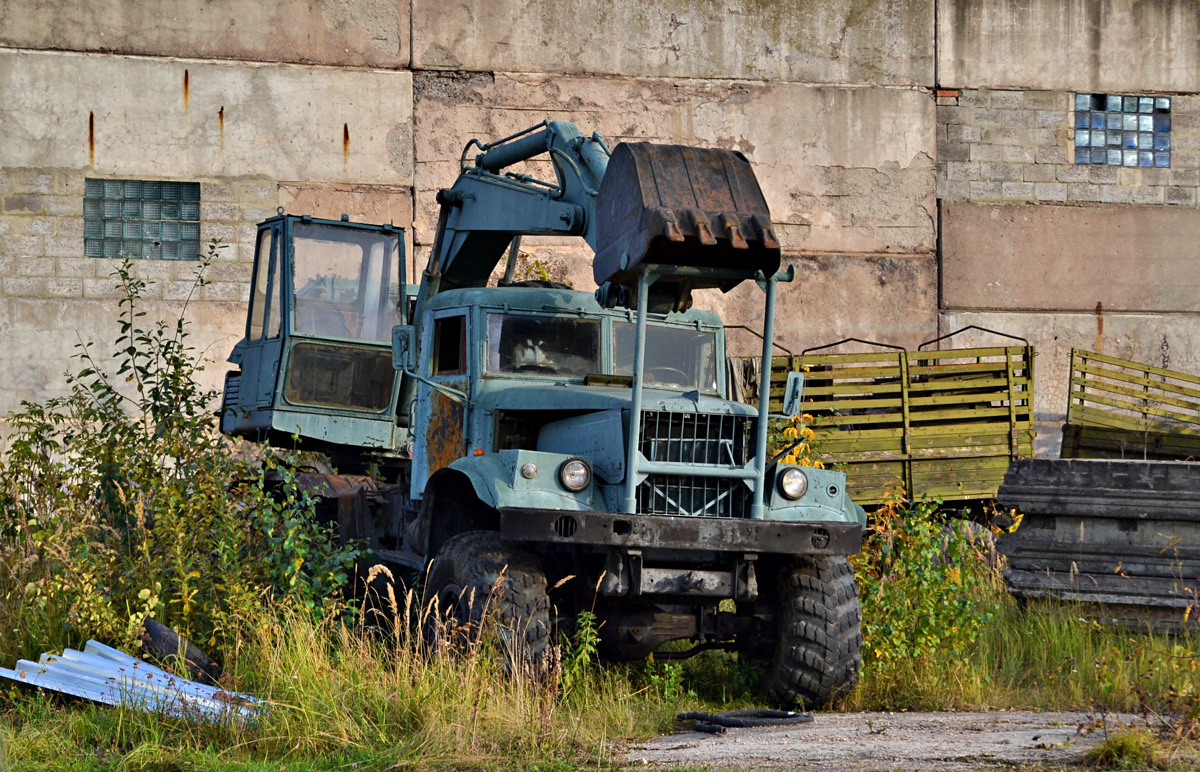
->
[
  {"left": 778, "top": 467, "right": 808, "bottom": 500},
  {"left": 559, "top": 459, "right": 591, "bottom": 492}
]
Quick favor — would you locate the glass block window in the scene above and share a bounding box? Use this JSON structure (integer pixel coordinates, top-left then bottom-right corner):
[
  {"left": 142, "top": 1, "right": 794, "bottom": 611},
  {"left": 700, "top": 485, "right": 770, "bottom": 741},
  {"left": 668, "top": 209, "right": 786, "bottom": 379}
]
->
[
  {"left": 83, "top": 179, "right": 202, "bottom": 259},
  {"left": 1073, "top": 94, "right": 1171, "bottom": 167}
]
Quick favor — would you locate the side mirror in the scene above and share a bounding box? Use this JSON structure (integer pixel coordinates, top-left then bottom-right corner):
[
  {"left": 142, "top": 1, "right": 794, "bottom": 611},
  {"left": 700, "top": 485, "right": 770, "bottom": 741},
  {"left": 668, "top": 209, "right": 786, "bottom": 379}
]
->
[
  {"left": 392, "top": 324, "right": 416, "bottom": 372},
  {"left": 781, "top": 371, "right": 805, "bottom": 418}
]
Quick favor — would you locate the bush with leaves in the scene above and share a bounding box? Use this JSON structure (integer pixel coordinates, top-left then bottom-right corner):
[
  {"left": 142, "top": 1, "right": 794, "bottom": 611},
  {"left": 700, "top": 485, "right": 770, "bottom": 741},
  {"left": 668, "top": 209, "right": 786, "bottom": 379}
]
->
[
  {"left": 852, "top": 491, "right": 999, "bottom": 682},
  {"left": 0, "top": 246, "right": 356, "bottom": 664}
]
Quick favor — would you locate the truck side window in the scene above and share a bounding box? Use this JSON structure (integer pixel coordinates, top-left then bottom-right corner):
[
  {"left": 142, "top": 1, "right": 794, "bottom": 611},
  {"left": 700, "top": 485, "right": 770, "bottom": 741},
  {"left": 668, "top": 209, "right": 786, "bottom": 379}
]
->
[
  {"left": 432, "top": 315, "right": 466, "bottom": 375},
  {"left": 265, "top": 232, "right": 281, "bottom": 339},
  {"left": 247, "top": 230, "right": 272, "bottom": 339}
]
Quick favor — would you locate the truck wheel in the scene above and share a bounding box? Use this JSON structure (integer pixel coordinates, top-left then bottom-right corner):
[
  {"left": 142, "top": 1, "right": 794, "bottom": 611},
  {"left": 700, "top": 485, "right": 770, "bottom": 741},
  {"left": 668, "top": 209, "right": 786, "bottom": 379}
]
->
[
  {"left": 757, "top": 556, "right": 862, "bottom": 709},
  {"left": 423, "top": 531, "right": 551, "bottom": 668}
]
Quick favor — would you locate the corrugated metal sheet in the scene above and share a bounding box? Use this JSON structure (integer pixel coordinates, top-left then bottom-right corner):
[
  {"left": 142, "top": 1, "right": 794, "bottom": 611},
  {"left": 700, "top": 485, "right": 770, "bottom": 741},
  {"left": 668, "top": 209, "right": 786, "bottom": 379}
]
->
[{"left": 0, "top": 640, "right": 261, "bottom": 723}]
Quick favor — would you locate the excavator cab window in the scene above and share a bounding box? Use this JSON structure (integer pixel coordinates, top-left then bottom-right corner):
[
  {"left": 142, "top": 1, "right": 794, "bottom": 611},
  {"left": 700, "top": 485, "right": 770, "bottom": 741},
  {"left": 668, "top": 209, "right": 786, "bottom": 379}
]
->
[
  {"left": 485, "top": 313, "right": 600, "bottom": 378},
  {"left": 291, "top": 222, "right": 402, "bottom": 342}
]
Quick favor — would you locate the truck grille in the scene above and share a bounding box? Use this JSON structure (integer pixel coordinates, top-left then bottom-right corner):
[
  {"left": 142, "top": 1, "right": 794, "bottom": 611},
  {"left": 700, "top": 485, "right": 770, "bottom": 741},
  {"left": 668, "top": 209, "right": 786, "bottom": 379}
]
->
[
  {"left": 637, "top": 474, "right": 751, "bottom": 518},
  {"left": 638, "top": 411, "right": 749, "bottom": 465},
  {"left": 637, "top": 411, "right": 751, "bottom": 518}
]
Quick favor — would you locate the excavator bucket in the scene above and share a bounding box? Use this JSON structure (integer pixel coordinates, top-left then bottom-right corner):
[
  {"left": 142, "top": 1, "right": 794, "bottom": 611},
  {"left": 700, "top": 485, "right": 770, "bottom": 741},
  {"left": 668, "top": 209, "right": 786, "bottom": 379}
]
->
[{"left": 592, "top": 142, "right": 781, "bottom": 290}]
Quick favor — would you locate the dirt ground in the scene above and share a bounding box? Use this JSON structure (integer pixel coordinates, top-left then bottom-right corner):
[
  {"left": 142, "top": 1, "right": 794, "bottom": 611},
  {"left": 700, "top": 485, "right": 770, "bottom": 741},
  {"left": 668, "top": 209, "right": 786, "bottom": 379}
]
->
[{"left": 625, "top": 710, "right": 1138, "bottom": 771}]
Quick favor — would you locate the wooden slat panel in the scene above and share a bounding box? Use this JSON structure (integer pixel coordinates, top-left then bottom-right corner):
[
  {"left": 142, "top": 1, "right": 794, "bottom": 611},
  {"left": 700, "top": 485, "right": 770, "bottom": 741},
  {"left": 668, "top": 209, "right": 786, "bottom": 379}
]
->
[
  {"left": 1070, "top": 377, "right": 1200, "bottom": 421},
  {"left": 1075, "top": 361, "right": 1200, "bottom": 402},
  {"left": 1076, "top": 349, "right": 1200, "bottom": 387}
]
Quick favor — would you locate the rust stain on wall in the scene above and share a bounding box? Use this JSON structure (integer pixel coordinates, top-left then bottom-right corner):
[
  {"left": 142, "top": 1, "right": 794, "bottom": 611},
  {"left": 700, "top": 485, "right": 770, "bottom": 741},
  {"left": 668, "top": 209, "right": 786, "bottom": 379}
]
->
[
  {"left": 343, "top": 123, "right": 350, "bottom": 169},
  {"left": 1094, "top": 301, "right": 1104, "bottom": 352},
  {"left": 183, "top": 68, "right": 189, "bottom": 112},
  {"left": 88, "top": 111, "right": 94, "bottom": 166},
  {"left": 218, "top": 105, "right": 225, "bottom": 147}
]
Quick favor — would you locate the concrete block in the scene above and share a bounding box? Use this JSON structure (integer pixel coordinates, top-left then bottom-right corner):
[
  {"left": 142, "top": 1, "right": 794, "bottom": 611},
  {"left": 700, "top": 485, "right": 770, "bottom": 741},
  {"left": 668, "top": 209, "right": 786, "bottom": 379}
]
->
[
  {"left": 200, "top": 224, "right": 238, "bottom": 245},
  {"left": 235, "top": 182, "right": 275, "bottom": 202},
  {"left": 941, "top": 143, "right": 970, "bottom": 161},
  {"left": 1000, "top": 182, "right": 1035, "bottom": 200},
  {"left": 201, "top": 282, "right": 249, "bottom": 302},
  {"left": 1098, "top": 186, "right": 1133, "bottom": 203},
  {"left": 946, "top": 124, "right": 982, "bottom": 143},
  {"left": 1000, "top": 145, "right": 1037, "bottom": 164},
  {"left": 939, "top": 0, "right": 1200, "bottom": 93},
  {"left": 1023, "top": 164, "right": 1058, "bottom": 183},
  {"left": 1054, "top": 165, "right": 1089, "bottom": 183},
  {"left": 203, "top": 182, "right": 235, "bottom": 203},
  {"left": 1027, "top": 128, "right": 1059, "bottom": 146},
  {"left": 941, "top": 181, "right": 970, "bottom": 199},
  {"left": 1065, "top": 184, "right": 1100, "bottom": 202},
  {"left": 43, "top": 195, "right": 78, "bottom": 217},
  {"left": 1034, "top": 182, "right": 1067, "bottom": 201},
  {"left": 1129, "top": 167, "right": 1169, "bottom": 186},
  {"left": 1132, "top": 186, "right": 1166, "bottom": 204},
  {"left": 57, "top": 217, "right": 84, "bottom": 238},
  {"left": 13, "top": 257, "right": 55, "bottom": 277},
  {"left": 989, "top": 91, "right": 1026, "bottom": 108},
  {"left": 944, "top": 161, "right": 980, "bottom": 181},
  {"left": 6, "top": 171, "right": 52, "bottom": 194},
  {"left": 4, "top": 195, "right": 43, "bottom": 213},
  {"left": 942, "top": 202, "right": 1200, "bottom": 313},
  {"left": 0, "top": 52, "right": 414, "bottom": 185},
  {"left": 980, "top": 163, "right": 1022, "bottom": 182},
  {"left": 981, "top": 127, "right": 1023, "bottom": 145},
  {"left": 968, "top": 181, "right": 1002, "bottom": 199},
  {"left": 3, "top": 277, "right": 47, "bottom": 297},
  {"left": 201, "top": 204, "right": 240, "bottom": 222},
  {"left": 55, "top": 258, "right": 97, "bottom": 279},
  {"left": 968, "top": 144, "right": 1006, "bottom": 162},
  {"left": 1172, "top": 169, "right": 1200, "bottom": 187},
  {"left": 2, "top": 236, "right": 44, "bottom": 257},
  {"left": 1166, "top": 187, "right": 1198, "bottom": 205},
  {"left": 21, "top": 217, "right": 53, "bottom": 237},
  {"left": 1089, "top": 166, "right": 1120, "bottom": 184},
  {"left": 46, "top": 278, "right": 83, "bottom": 298},
  {"left": 412, "top": 0, "right": 935, "bottom": 85},
  {"left": 1035, "top": 110, "right": 1067, "bottom": 127},
  {"left": 1035, "top": 146, "right": 1068, "bottom": 164},
  {"left": 956, "top": 90, "right": 988, "bottom": 107},
  {"left": 1024, "top": 92, "right": 1067, "bottom": 110},
  {"left": 941, "top": 309, "right": 1200, "bottom": 426},
  {"left": 44, "top": 237, "right": 83, "bottom": 259},
  {"left": 0, "top": 1, "right": 409, "bottom": 69}
]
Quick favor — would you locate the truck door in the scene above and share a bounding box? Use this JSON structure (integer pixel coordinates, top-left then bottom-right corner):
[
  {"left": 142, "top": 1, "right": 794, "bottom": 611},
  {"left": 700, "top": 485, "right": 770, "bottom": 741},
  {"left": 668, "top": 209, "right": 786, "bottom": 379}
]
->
[
  {"left": 241, "top": 225, "right": 283, "bottom": 406},
  {"left": 413, "top": 310, "right": 469, "bottom": 493}
]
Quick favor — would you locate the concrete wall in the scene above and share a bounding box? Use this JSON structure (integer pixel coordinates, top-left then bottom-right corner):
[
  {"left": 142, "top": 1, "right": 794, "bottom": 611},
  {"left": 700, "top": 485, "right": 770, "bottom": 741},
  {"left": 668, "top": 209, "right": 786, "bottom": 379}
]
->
[
  {"left": 0, "top": 49, "right": 414, "bottom": 412},
  {"left": 0, "top": 0, "right": 409, "bottom": 68},
  {"left": 413, "top": 0, "right": 934, "bottom": 85},
  {"left": 938, "top": 0, "right": 1200, "bottom": 93}
]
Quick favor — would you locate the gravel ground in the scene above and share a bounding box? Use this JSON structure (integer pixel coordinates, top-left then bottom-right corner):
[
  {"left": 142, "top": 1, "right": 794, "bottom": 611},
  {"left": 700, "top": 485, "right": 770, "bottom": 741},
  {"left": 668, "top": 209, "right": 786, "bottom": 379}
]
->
[{"left": 625, "top": 710, "right": 1138, "bottom": 771}]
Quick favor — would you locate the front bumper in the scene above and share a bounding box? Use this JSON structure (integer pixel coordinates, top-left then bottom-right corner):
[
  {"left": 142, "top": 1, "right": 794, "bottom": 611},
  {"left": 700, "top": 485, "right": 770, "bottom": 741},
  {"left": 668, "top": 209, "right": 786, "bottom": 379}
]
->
[{"left": 498, "top": 507, "right": 861, "bottom": 556}]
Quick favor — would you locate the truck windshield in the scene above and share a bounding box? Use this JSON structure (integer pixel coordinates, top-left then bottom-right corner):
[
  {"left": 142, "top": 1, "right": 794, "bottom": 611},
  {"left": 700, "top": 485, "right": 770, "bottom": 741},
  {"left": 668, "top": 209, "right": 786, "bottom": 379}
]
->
[
  {"left": 614, "top": 323, "right": 718, "bottom": 391},
  {"left": 292, "top": 222, "right": 402, "bottom": 343},
  {"left": 486, "top": 313, "right": 601, "bottom": 377}
]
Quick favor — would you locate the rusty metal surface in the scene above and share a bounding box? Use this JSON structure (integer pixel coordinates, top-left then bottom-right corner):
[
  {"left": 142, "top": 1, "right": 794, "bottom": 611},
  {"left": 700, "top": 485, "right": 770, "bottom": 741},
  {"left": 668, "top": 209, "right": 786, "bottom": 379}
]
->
[
  {"left": 499, "top": 508, "right": 860, "bottom": 555},
  {"left": 593, "top": 142, "right": 780, "bottom": 289},
  {"left": 0, "top": 640, "right": 260, "bottom": 723},
  {"left": 425, "top": 386, "right": 466, "bottom": 475}
]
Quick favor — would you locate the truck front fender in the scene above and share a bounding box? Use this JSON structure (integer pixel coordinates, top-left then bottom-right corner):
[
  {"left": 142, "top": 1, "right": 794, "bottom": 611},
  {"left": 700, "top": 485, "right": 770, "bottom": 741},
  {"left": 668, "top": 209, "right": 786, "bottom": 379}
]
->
[{"left": 415, "top": 450, "right": 597, "bottom": 559}]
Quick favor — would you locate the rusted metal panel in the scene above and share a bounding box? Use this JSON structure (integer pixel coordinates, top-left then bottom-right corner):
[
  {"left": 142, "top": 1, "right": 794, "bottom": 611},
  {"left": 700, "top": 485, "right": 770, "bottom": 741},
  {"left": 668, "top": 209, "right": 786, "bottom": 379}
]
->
[{"left": 425, "top": 385, "right": 466, "bottom": 474}]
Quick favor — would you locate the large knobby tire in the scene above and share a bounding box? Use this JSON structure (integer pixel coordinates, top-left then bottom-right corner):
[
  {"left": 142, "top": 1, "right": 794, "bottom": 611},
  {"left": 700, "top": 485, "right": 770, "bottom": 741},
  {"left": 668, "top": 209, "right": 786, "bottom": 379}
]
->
[
  {"left": 423, "top": 531, "right": 552, "bottom": 669},
  {"left": 760, "top": 556, "right": 862, "bottom": 709}
]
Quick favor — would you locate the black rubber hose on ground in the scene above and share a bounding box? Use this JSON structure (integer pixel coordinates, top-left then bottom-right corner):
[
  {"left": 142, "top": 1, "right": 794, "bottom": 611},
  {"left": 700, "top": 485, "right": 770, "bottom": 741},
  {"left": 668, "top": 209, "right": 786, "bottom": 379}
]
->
[{"left": 678, "top": 709, "right": 814, "bottom": 734}]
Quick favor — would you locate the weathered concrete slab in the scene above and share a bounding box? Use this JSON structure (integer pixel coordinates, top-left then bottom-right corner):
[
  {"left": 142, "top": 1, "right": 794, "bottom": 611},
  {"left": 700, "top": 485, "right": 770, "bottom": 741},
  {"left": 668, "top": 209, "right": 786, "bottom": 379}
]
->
[
  {"left": 413, "top": 72, "right": 935, "bottom": 257},
  {"left": 0, "top": 0, "right": 408, "bottom": 69},
  {"left": 942, "top": 203, "right": 1200, "bottom": 314},
  {"left": 938, "top": 310, "right": 1200, "bottom": 451},
  {"left": 413, "top": 0, "right": 933, "bottom": 85},
  {"left": 939, "top": 0, "right": 1200, "bottom": 93},
  {"left": 0, "top": 51, "right": 413, "bottom": 185}
]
